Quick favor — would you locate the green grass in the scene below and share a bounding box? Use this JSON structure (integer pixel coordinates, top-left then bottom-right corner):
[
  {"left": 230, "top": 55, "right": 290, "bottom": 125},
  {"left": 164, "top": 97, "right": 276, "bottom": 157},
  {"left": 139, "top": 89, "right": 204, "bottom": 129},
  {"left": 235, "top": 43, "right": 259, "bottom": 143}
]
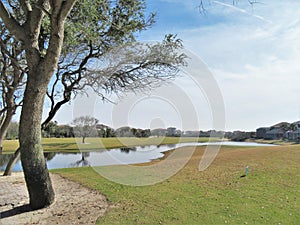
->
[
  {"left": 53, "top": 145, "right": 300, "bottom": 224},
  {"left": 2, "top": 137, "right": 218, "bottom": 154}
]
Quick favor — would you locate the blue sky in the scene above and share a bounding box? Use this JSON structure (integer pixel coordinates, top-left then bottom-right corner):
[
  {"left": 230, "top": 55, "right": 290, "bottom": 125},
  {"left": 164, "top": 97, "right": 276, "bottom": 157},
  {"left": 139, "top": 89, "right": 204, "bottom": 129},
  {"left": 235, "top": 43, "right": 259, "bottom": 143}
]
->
[{"left": 52, "top": 0, "right": 300, "bottom": 131}]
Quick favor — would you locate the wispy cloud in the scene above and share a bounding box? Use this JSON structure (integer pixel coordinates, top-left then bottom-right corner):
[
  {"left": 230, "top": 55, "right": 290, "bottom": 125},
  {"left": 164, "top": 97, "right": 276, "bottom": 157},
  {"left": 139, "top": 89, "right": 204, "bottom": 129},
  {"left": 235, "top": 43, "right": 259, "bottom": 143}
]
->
[
  {"left": 143, "top": 1, "right": 300, "bottom": 130},
  {"left": 212, "top": 0, "right": 272, "bottom": 23},
  {"left": 53, "top": 1, "right": 300, "bottom": 131}
]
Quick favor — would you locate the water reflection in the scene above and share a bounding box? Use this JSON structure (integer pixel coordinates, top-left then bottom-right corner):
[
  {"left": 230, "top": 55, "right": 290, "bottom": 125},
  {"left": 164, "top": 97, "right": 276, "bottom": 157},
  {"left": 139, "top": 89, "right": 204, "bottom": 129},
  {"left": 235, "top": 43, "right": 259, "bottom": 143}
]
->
[
  {"left": 70, "top": 152, "right": 91, "bottom": 167},
  {"left": 0, "top": 141, "right": 276, "bottom": 172},
  {"left": 120, "top": 147, "right": 136, "bottom": 153},
  {"left": 44, "top": 152, "right": 56, "bottom": 161}
]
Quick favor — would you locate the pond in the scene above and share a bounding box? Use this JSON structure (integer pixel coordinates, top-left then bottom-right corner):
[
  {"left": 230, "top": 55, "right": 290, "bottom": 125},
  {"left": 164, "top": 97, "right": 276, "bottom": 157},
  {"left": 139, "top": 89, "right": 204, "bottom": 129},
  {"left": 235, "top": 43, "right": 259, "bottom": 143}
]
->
[{"left": 0, "top": 141, "right": 276, "bottom": 172}]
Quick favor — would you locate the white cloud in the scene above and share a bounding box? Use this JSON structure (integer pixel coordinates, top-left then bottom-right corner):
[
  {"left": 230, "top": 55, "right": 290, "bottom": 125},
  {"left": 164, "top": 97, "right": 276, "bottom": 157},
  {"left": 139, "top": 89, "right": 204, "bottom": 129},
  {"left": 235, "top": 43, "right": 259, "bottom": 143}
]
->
[
  {"left": 212, "top": 57, "right": 300, "bottom": 130},
  {"left": 168, "top": 1, "right": 300, "bottom": 130},
  {"left": 53, "top": 1, "right": 300, "bottom": 131}
]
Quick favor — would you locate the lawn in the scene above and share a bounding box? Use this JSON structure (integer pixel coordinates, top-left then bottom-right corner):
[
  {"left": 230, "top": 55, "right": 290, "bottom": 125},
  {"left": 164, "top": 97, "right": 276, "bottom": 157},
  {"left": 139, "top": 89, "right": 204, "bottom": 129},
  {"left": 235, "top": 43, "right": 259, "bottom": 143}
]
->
[
  {"left": 53, "top": 144, "right": 300, "bottom": 224},
  {"left": 2, "top": 136, "right": 218, "bottom": 154}
]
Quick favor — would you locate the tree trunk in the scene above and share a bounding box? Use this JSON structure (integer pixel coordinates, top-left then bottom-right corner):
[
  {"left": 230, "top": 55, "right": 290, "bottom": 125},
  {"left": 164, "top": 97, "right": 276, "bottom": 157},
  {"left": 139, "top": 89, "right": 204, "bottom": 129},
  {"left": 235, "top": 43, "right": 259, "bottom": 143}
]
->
[
  {"left": 0, "top": 113, "right": 14, "bottom": 154},
  {"left": 0, "top": 134, "right": 4, "bottom": 154},
  {"left": 82, "top": 136, "right": 85, "bottom": 144},
  {"left": 0, "top": 0, "right": 75, "bottom": 209},
  {"left": 0, "top": 95, "right": 16, "bottom": 153},
  {"left": 0, "top": 136, "right": 2, "bottom": 154},
  {"left": 19, "top": 74, "right": 55, "bottom": 210},
  {"left": 3, "top": 148, "right": 20, "bottom": 176}
]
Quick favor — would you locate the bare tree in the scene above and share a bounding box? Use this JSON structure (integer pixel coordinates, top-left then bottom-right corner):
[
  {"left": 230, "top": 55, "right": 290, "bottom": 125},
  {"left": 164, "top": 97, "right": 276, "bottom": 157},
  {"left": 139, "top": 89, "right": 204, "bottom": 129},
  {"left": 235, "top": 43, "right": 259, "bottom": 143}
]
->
[
  {"left": 197, "top": 0, "right": 264, "bottom": 13},
  {"left": 0, "top": 26, "right": 26, "bottom": 153},
  {"left": 0, "top": 0, "right": 77, "bottom": 209},
  {"left": 3, "top": 27, "right": 185, "bottom": 178},
  {"left": 0, "top": 0, "right": 185, "bottom": 209},
  {"left": 72, "top": 116, "right": 99, "bottom": 144}
]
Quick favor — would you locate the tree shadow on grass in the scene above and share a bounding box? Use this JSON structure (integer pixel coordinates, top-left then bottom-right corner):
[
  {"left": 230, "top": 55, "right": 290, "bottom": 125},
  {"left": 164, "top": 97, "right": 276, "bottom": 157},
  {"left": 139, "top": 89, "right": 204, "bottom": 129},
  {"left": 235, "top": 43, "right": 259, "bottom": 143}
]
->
[{"left": 0, "top": 204, "right": 31, "bottom": 219}]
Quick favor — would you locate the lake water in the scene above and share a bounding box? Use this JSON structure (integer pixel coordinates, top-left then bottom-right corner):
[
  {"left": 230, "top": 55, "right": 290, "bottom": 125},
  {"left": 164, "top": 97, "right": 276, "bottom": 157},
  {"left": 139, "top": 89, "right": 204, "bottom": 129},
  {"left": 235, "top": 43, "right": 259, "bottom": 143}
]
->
[{"left": 0, "top": 141, "right": 276, "bottom": 172}]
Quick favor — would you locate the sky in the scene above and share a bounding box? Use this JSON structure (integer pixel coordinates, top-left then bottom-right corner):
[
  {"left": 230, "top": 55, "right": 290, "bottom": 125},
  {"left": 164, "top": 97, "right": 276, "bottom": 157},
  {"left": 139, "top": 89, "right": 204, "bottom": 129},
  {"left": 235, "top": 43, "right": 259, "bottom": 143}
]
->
[{"left": 50, "top": 0, "right": 300, "bottom": 131}]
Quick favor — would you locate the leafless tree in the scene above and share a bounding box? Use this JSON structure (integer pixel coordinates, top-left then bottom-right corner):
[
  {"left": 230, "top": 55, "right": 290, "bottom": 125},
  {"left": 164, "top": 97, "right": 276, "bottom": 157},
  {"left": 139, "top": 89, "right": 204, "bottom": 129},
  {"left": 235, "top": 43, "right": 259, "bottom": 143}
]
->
[
  {"left": 0, "top": 23, "right": 26, "bottom": 153},
  {"left": 72, "top": 116, "right": 99, "bottom": 144},
  {"left": 197, "top": 0, "right": 264, "bottom": 13},
  {"left": 0, "top": 0, "right": 186, "bottom": 209}
]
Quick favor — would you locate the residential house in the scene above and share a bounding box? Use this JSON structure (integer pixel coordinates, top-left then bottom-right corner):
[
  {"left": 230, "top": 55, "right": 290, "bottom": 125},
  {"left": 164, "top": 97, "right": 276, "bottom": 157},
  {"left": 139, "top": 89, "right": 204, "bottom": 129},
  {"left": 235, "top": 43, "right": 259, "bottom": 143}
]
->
[
  {"left": 167, "top": 127, "right": 176, "bottom": 136},
  {"left": 265, "top": 128, "right": 285, "bottom": 140},
  {"left": 256, "top": 122, "right": 290, "bottom": 140},
  {"left": 285, "top": 130, "right": 300, "bottom": 140},
  {"left": 256, "top": 127, "right": 271, "bottom": 139},
  {"left": 285, "top": 121, "right": 300, "bottom": 140}
]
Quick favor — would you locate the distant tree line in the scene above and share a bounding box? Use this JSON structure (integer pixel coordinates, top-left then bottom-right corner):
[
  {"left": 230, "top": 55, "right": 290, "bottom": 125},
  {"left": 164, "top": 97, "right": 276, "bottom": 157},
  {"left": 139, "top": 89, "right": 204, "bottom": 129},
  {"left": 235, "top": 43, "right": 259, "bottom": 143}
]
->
[
  {"left": 5, "top": 118, "right": 255, "bottom": 141},
  {"left": 42, "top": 121, "right": 74, "bottom": 138}
]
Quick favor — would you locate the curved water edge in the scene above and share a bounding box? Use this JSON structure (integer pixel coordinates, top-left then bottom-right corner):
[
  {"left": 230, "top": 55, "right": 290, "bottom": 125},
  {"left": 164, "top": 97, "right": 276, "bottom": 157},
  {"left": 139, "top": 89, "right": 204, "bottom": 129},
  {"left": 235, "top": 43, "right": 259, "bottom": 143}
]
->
[{"left": 0, "top": 141, "right": 276, "bottom": 172}]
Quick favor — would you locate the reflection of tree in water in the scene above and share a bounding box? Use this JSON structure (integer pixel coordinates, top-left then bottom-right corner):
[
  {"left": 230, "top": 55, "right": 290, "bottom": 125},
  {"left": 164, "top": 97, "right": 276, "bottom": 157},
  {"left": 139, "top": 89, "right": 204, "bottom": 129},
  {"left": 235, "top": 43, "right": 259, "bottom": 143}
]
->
[
  {"left": 0, "top": 153, "right": 57, "bottom": 170},
  {"left": 120, "top": 147, "right": 136, "bottom": 154},
  {"left": 70, "top": 152, "right": 91, "bottom": 167},
  {"left": 44, "top": 152, "right": 56, "bottom": 162}
]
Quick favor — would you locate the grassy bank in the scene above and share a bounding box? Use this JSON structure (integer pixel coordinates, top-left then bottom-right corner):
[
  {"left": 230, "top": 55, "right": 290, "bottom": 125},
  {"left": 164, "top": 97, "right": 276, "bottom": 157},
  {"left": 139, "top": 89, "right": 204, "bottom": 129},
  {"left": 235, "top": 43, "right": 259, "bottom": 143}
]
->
[
  {"left": 2, "top": 137, "right": 218, "bottom": 154},
  {"left": 248, "top": 138, "right": 296, "bottom": 146},
  {"left": 53, "top": 144, "right": 300, "bottom": 224}
]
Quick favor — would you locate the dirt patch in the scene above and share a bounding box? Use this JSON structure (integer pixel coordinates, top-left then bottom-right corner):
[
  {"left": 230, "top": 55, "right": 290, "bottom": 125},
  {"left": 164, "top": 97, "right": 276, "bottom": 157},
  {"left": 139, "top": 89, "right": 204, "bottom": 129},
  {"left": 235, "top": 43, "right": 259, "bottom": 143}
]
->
[{"left": 0, "top": 172, "right": 109, "bottom": 225}]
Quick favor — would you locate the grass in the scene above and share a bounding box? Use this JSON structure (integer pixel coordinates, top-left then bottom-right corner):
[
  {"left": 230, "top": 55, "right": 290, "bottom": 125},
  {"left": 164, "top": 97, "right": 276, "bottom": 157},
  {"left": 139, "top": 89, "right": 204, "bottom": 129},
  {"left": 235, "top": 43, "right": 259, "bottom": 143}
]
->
[
  {"left": 248, "top": 138, "right": 296, "bottom": 146},
  {"left": 53, "top": 144, "right": 300, "bottom": 224},
  {"left": 2, "top": 137, "right": 219, "bottom": 154}
]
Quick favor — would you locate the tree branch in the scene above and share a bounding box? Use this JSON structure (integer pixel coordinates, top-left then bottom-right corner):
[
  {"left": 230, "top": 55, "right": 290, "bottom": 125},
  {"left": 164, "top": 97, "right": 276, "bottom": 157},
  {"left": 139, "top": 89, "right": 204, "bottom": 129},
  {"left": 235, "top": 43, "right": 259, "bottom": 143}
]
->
[
  {"left": 0, "top": 1, "right": 27, "bottom": 42},
  {"left": 42, "top": 95, "right": 70, "bottom": 129},
  {"left": 19, "top": 0, "right": 32, "bottom": 13},
  {"left": 42, "top": 0, "right": 76, "bottom": 73},
  {"left": 59, "top": 0, "right": 77, "bottom": 20}
]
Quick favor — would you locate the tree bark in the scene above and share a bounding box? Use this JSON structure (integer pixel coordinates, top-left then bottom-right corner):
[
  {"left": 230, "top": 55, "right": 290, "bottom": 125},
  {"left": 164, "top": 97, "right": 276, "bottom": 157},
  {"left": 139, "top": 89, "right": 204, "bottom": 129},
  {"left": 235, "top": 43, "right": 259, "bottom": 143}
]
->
[
  {"left": 0, "top": 0, "right": 76, "bottom": 210},
  {"left": 19, "top": 73, "right": 55, "bottom": 210}
]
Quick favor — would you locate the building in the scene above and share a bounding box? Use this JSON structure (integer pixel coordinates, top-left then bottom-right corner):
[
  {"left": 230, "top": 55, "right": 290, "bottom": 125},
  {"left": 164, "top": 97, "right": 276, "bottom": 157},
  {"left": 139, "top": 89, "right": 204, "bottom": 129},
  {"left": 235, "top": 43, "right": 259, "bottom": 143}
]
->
[
  {"left": 285, "top": 130, "right": 300, "bottom": 140},
  {"left": 285, "top": 121, "right": 300, "bottom": 140},
  {"left": 166, "top": 127, "right": 176, "bottom": 136},
  {"left": 264, "top": 128, "right": 285, "bottom": 140},
  {"left": 256, "top": 127, "right": 271, "bottom": 139},
  {"left": 256, "top": 122, "right": 291, "bottom": 140}
]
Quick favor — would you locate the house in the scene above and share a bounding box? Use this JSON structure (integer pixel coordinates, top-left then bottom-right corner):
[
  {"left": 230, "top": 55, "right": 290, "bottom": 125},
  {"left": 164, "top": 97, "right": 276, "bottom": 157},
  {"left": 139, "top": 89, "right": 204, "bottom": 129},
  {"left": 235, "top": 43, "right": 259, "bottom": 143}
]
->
[
  {"left": 255, "top": 120, "right": 300, "bottom": 140},
  {"left": 285, "top": 130, "right": 300, "bottom": 140},
  {"left": 285, "top": 121, "right": 300, "bottom": 140},
  {"left": 265, "top": 128, "right": 285, "bottom": 140},
  {"left": 256, "top": 122, "right": 290, "bottom": 140},
  {"left": 167, "top": 127, "right": 176, "bottom": 136},
  {"left": 290, "top": 121, "right": 300, "bottom": 130},
  {"left": 256, "top": 127, "right": 271, "bottom": 139}
]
